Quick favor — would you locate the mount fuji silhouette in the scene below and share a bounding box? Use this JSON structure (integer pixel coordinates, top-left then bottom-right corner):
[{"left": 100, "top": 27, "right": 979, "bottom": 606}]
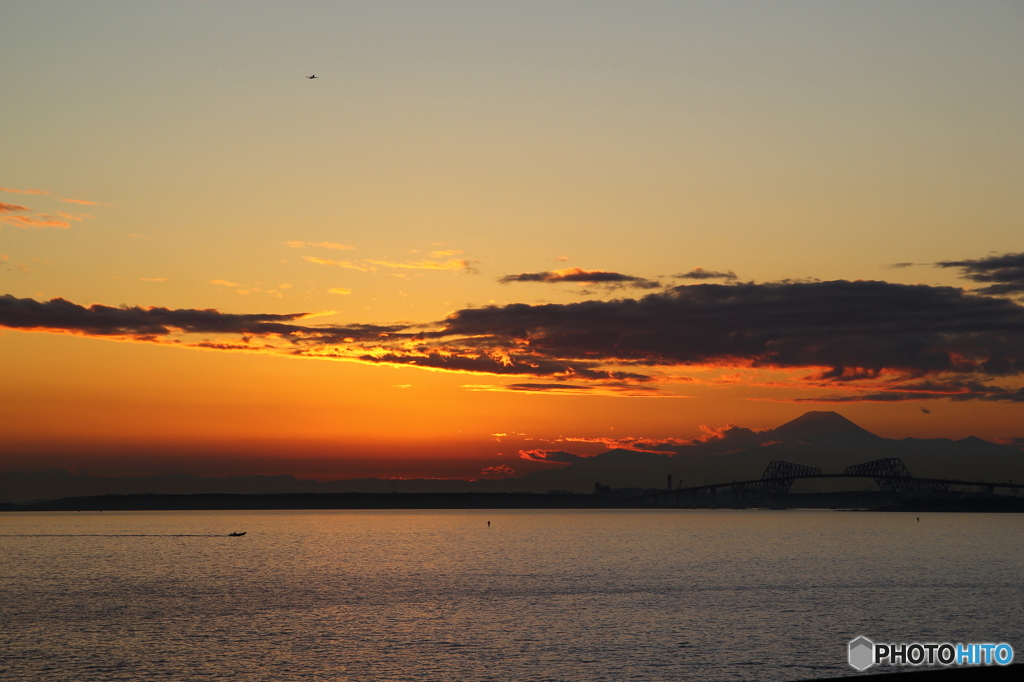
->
[
  {"left": 491, "top": 411, "right": 1024, "bottom": 494},
  {"left": 767, "top": 411, "right": 885, "bottom": 446},
  {"left": 2, "top": 412, "right": 1022, "bottom": 502}
]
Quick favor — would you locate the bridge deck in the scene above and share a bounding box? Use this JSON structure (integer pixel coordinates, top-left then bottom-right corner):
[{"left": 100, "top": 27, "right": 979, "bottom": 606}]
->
[{"left": 652, "top": 473, "right": 1024, "bottom": 498}]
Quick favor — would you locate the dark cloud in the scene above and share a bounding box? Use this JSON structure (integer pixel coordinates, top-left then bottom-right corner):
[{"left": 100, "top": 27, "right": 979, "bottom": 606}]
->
[
  {"left": 437, "top": 280, "right": 1024, "bottom": 375},
  {"left": 0, "top": 294, "right": 403, "bottom": 341},
  {"left": 556, "top": 424, "right": 786, "bottom": 455},
  {"left": 506, "top": 383, "right": 594, "bottom": 392},
  {"left": 0, "top": 202, "right": 30, "bottom": 213},
  {"left": 503, "top": 381, "right": 664, "bottom": 394},
  {"left": 796, "top": 380, "right": 1024, "bottom": 403},
  {"left": 988, "top": 387, "right": 1024, "bottom": 402},
  {"left": 888, "top": 262, "right": 919, "bottom": 269},
  {"left": 610, "top": 425, "right": 769, "bottom": 455},
  {"left": 938, "top": 253, "right": 1024, "bottom": 297},
  {"left": 5, "top": 275, "right": 1024, "bottom": 402},
  {"left": 674, "top": 268, "right": 738, "bottom": 281},
  {"left": 338, "top": 352, "right": 647, "bottom": 382},
  {"left": 499, "top": 268, "right": 661, "bottom": 289},
  {"left": 464, "top": 381, "right": 666, "bottom": 397},
  {"left": 518, "top": 449, "right": 584, "bottom": 464},
  {"left": 427, "top": 280, "right": 1024, "bottom": 400},
  {"left": 480, "top": 465, "right": 515, "bottom": 476}
]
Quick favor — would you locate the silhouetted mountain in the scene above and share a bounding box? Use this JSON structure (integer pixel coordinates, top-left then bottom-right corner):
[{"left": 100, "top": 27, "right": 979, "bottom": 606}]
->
[
  {"left": 3, "top": 412, "right": 1023, "bottom": 502},
  {"left": 767, "top": 410, "right": 885, "bottom": 447},
  {"left": 492, "top": 411, "right": 1024, "bottom": 493}
]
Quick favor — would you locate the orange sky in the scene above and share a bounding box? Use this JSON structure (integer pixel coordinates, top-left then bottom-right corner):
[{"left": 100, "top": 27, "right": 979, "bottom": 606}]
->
[{"left": 2, "top": 2, "right": 1023, "bottom": 479}]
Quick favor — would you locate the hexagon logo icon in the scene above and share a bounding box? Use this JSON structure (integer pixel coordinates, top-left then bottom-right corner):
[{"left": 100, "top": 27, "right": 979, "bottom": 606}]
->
[{"left": 848, "top": 636, "right": 874, "bottom": 671}]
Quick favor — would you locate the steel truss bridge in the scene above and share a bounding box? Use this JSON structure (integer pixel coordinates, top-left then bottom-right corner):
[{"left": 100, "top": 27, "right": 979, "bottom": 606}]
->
[{"left": 651, "top": 458, "right": 1024, "bottom": 501}]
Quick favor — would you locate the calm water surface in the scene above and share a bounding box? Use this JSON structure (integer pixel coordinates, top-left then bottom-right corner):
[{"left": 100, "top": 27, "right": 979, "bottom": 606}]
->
[{"left": 2, "top": 509, "right": 1022, "bottom": 681}]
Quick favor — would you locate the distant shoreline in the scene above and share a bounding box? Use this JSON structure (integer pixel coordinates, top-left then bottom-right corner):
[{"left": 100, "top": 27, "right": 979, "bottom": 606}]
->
[
  {"left": 0, "top": 492, "right": 628, "bottom": 512},
  {"left": 3, "top": 491, "right": 1024, "bottom": 513}
]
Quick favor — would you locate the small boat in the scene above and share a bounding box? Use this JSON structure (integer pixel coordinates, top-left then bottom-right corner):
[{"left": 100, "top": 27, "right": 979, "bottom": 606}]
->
[{"left": 228, "top": 531, "right": 246, "bottom": 537}]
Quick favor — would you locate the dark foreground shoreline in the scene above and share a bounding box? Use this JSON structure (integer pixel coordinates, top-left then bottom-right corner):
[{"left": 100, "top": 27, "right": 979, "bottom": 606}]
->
[
  {"left": 3, "top": 491, "right": 1024, "bottom": 512},
  {"left": 1, "top": 491, "right": 630, "bottom": 512}
]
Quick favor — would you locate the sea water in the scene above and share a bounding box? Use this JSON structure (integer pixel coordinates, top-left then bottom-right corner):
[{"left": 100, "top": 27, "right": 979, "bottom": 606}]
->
[{"left": 2, "top": 509, "right": 1022, "bottom": 681}]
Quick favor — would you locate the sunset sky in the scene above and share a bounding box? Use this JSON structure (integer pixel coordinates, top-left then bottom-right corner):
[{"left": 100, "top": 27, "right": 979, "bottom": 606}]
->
[{"left": 3, "top": 1, "right": 1023, "bottom": 480}]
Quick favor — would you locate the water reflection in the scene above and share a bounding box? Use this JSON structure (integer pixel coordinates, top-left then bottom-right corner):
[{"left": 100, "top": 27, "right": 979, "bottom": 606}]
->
[{"left": 2, "top": 509, "right": 1022, "bottom": 681}]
